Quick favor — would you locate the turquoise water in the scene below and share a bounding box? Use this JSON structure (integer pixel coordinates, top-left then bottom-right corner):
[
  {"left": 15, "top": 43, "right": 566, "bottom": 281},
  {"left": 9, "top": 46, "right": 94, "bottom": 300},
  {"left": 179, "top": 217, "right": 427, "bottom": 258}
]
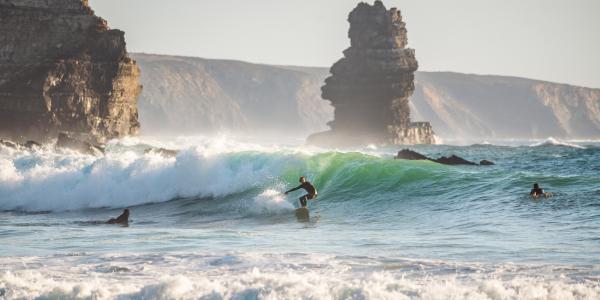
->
[{"left": 1, "top": 137, "right": 599, "bottom": 299}]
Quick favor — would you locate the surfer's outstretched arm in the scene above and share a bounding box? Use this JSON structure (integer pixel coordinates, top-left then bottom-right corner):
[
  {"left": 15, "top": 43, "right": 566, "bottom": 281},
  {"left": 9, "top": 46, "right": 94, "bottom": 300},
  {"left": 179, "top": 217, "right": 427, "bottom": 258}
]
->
[{"left": 284, "top": 185, "right": 301, "bottom": 195}]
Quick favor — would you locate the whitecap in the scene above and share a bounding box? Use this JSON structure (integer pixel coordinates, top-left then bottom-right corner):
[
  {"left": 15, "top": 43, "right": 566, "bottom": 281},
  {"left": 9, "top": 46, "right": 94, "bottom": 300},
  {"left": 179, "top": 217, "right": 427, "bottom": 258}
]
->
[{"left": 530, "top": 137, "right": 585, "bottom": 149}]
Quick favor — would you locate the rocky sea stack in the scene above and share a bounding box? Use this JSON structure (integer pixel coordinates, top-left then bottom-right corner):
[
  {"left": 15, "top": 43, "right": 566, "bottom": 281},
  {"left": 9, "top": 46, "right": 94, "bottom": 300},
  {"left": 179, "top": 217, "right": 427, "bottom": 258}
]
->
[
  {"left": 307, "top": 1, "right": 435, "bottom": 147},
  {"left": 0, "top": 0, "right": 141, "bottom": 144}
]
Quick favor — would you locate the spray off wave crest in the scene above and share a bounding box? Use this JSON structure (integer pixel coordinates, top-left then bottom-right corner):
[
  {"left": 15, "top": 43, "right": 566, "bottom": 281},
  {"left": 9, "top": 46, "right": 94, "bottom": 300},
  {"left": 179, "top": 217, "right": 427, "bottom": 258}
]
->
[
  {"left": 530, "top": 137, "right": 586, "bottom": 149},
  {"left": 0, "top": 142, "right": 301, "bottom": 212}
]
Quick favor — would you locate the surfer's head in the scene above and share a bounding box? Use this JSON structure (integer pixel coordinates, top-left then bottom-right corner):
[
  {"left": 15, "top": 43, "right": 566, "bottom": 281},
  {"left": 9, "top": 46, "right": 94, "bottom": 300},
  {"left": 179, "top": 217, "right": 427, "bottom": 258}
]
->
[
  {"left": 533, "top": 183, "right": 539, "bottom": 189},
  {"left": 299, "top": 176, "right": 306, "bottom": 183}
]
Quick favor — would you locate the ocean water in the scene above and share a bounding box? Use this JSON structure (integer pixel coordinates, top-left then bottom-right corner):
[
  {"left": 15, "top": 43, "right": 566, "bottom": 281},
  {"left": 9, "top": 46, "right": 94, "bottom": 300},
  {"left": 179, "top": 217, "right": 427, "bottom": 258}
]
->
[{"left": 1, "top": 136, "right": 599, "bottom": 299}]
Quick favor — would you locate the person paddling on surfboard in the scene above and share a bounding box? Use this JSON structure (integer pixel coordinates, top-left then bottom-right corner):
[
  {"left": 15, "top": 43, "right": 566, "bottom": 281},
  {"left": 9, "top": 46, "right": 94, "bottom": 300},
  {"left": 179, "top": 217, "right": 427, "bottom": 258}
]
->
[
  {"left": 106, "top": 209, "right": 129, "bottom": 225},
  {"left": 285, "top": 176, "right": 317, "bottom": 208},
  {"left": 530, "top": 183, "right": 551, "bottom": 198}
]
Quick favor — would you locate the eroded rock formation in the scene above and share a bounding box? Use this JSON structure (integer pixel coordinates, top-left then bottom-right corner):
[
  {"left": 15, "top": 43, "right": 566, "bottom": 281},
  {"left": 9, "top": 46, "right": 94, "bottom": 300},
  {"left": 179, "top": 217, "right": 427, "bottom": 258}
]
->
[
  {"left": 307, "top": 1, "right": 435, "bottom": 147},
  {"left": 0, "top": 0, "right": 141, "bottom": 144}
]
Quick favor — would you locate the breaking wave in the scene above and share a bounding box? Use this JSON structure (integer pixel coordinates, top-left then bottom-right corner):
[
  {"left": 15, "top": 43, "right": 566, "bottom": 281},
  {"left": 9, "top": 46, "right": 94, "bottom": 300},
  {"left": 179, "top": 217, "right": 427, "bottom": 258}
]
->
[{"left": 530, "top": 137, "right": 586, "bottom": 149}]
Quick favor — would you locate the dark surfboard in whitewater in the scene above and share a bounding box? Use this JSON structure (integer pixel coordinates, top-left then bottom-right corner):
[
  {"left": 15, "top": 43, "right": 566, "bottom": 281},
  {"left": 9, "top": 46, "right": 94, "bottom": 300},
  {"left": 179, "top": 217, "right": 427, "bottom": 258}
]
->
[{"left": 295, "top": 207, "right": 309, "bottom": 220}]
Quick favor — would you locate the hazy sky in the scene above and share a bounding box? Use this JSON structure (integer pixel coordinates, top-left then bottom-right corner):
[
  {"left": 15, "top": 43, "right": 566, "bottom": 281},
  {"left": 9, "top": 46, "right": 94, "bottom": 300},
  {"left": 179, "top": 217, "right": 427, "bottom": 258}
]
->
[{"left": 90, "top": 0, "right": 600, "bottom": 88}]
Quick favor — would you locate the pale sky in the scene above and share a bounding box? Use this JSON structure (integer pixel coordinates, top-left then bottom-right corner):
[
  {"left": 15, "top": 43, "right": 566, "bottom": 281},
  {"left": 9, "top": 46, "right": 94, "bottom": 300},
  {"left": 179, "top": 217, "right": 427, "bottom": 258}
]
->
[{"left": 90, "top": 0, "right": 600, "bottom": 88}]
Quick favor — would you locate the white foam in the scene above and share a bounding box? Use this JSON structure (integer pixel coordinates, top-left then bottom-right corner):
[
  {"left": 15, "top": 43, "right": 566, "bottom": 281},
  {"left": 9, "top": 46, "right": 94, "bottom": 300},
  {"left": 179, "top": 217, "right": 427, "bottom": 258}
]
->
[
  {"left": 530, "top": 137, "right": 586, "bottom": 149},
  {"left": 0, "top": 137, "right": 306, "bottom": 212},
  {"left": 0, "top": 159, "right": 22, "bottom": 183},
  {"left": 1, "top": 253, "right": 598, "bottom": 300},
  {"left": 248, "top": 189, "right": 295, "bottom": 215}
]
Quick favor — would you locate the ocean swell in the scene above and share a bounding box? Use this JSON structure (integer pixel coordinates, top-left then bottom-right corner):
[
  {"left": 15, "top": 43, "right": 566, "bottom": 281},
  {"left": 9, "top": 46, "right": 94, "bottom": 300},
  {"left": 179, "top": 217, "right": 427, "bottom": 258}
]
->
[{"left": 1, "top": 137, "right": 598, "bottom": 214}]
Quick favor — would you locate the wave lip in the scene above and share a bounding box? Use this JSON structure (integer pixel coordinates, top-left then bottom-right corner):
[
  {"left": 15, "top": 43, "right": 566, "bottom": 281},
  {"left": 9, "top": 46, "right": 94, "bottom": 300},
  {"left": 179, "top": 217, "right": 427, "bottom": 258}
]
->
[
  {"left": 530, "top": 137, "right": 586, "bottom": 149},
  {"left": 0, "top": 145, "right": 294, "bottom": 212}
]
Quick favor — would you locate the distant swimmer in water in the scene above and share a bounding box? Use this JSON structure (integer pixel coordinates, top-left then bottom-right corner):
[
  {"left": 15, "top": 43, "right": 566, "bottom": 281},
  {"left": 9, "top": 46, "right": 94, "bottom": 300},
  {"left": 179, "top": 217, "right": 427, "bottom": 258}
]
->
[
  {"left": 285, "top": 176, "right": 318, "bottom": 208},
  {"left": 106, "top": 209, "right": 129, "bottom": 225},
  {"left": 530, "top": 183, "right": 552, "bottom": 198}
]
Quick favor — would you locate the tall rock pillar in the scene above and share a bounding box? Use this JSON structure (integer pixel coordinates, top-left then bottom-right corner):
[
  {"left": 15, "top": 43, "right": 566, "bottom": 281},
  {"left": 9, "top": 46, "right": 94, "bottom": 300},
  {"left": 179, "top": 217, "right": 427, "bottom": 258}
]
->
[{"left": 307, "top": 1, "right": 435, "bottom": 147}]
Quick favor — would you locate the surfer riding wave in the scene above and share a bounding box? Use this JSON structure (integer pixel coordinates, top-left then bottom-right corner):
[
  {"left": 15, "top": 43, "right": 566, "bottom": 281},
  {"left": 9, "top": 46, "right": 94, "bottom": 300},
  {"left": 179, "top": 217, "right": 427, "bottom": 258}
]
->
[{"left": 285, "top": 176, "right": 317, "bottom": 208}]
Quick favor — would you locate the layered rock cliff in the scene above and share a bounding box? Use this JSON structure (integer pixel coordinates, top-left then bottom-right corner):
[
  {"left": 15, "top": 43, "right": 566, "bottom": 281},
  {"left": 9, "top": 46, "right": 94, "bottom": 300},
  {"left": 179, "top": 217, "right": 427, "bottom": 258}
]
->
[
  {"left": 307, "top": 1, "right": 435, "bottom": 147},
  {"left": 411, "top": 72, "right": 600, "bottom": 141},
  {"left": 0, "top": 0, "right": 140, "bottom": 144},
  {"left": 132, "top": 53, "right": 332, "bottom": 136},
  {"left": 131, "top": 53, "right": 600, "bottom": 142}
]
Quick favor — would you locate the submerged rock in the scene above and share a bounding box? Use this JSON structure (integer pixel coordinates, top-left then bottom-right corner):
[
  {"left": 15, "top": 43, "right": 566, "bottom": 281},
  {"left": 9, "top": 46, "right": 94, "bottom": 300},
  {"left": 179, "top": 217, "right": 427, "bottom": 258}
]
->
[
  {"left": 434, "top": 155, "right": 477, "bottom": 166},
  {"left": 395, "top": 149, "right": 493, "bottom": 166},
  {"left": 308, "top": 1, "right": 435, "bottom": 147},
  {"left": 0, "top": 138, "right": 42, "bottom": 150},
  {"left": 0, "top": 0, "right": 141, "bottom": 145},
  {"left": 144, "top": 147, "right": 179, "bottom": 157},
  {"left": 479, "top": 159, "right": 495, "bottom": 166},
  {"left": 0, "top": 139, "right": 18, "bottom": 149},
  {"left": 395, "top": 149, "right": 430, "bottom": 160},
  {"left": 56, "top": 132, "right": 104, "bottom": 155},
  {"left": 23, "top": 140, "right": 42, "bottom": 150}
]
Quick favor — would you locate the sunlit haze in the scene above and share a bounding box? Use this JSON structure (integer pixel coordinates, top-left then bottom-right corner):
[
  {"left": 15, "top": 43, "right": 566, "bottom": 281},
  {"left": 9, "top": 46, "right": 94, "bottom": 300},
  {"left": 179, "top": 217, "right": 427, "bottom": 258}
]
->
[{"left": 90, "top": 0, "right": 600, "bottom": 88}]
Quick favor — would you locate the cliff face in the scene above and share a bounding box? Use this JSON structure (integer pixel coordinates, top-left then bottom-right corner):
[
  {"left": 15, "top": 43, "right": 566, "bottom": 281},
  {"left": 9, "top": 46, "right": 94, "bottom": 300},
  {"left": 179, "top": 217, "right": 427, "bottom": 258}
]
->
[
  {"left": 131, "top": 53, "right": 600, "bottom": 142},
  {"left": 411, "top": 72, "right": 600, "bottom": 141},
  {"left": 307, "top": 1, "right": 435, "bottom": 147},
  {"left": 132, "top": 54, "right": 332, "bottom": 136},
  {"left": 0, "top": 0, "right": 140, "bottom": 144}
]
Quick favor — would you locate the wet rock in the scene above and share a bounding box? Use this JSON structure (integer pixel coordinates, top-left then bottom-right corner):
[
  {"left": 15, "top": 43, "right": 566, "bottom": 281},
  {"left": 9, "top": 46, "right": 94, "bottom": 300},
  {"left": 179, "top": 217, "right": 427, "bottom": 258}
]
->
[
  {"left": 23, "top": 140, "right": 42, "bottom": 150},
  {"left": 395, "top": 149, "right": 430, "bottom": 160},
  {"left": 479, "top": 160, "right": 495, "bottom": 166},
  {"left": 56, "top": 132, "right": 104, "bottom": 155},
  {"left": 395, "top": 149, "right": 492, "bottom": 166},
  {"left": 434, "top": 155, "right": 477, "bottom": 166},
  {"left": 308, "top": 1, "right": 435, "bottom": 147},
  {"left": 0, "top": 139, "right": 18, "bottom": 149},
  {"left": 144, "top": 147, "right": 179, "bottom": 157}
]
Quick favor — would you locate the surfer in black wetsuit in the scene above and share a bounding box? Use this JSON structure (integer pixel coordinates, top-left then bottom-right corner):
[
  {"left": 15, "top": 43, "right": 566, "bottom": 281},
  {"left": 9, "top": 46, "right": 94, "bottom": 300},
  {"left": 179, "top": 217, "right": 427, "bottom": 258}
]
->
[
  {"left": 530, "top": 183, "right": 546, "bottom": 198},
  {"left": 106, "top": 209, "right": 129, "bottom": 225},
  {"left": 285, "top": 176, "right": 317, "bottom": 208}
]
